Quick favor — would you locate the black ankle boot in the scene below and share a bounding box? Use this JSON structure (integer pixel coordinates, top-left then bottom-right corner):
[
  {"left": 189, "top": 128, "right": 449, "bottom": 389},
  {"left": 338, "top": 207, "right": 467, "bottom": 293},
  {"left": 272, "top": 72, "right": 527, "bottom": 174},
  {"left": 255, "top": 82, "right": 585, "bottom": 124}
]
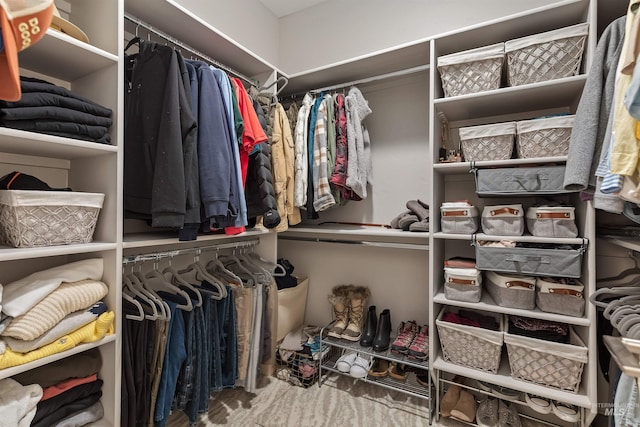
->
[
  {"left": 359, "top": 305, "right": 377, "bottom": 347},
  {"left": 372, "top": 309, "right": 391, "bottom": 352}
]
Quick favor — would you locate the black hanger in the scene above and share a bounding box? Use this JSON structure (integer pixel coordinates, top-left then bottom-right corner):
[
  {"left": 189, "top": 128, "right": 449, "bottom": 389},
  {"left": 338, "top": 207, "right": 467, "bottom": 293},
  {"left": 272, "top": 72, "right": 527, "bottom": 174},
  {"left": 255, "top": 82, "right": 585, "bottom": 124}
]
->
[{"left": 124, "top": 36, "right": 142, "bottom": 53}]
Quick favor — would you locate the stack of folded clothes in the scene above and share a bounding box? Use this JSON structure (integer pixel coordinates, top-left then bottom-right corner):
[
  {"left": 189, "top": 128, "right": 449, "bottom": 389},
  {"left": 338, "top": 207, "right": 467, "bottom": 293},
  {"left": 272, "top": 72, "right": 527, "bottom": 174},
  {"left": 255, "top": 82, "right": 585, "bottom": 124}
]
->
[
  {"left": 508, "top": 315, "right": 569, "bottom": 344},
  {"left": 0, "top": 77, "right": 113, "bottom": 144}
]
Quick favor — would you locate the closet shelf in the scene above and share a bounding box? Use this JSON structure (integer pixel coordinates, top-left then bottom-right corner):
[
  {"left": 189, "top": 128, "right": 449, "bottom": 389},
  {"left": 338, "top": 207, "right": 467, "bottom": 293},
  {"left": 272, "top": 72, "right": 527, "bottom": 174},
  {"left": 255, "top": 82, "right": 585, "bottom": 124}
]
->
[
  {"left": 19, "top": 29, "right": 118, "bottom": 81},
  {"left": 603, "top": 336, "right": 640, "bottom": 379},
  {"left": 123, "top": 229, "right": 269, "bottom": 250},
  {"left": 432, "top": 356, "right": 591, "bottom": 409},
  {"left": 432, "top": 156, "right": 568, "bottom": 175},
  {"left": 0, "top": 127, "right": 118, "bottom": 160},
  {"left": 0, "top": 242, "right": 117, "bottom": 262},
  {"left": 433, "top": 75, "right": 585, "bottom": 122},
  {"left": 282, "top": 225, "right": 429, "bottom": 249},
  {"left": 433, "top": 232, "right": 586, "bottom": 245},
  {"left": 0, "top": 335, "right": 116, "bottom": 381},
  {"left": 433, "top": 291, "right": 591, "bottom": 326},
  {"left": 600, "top": 237, "right": 640, "bottom": 253}
]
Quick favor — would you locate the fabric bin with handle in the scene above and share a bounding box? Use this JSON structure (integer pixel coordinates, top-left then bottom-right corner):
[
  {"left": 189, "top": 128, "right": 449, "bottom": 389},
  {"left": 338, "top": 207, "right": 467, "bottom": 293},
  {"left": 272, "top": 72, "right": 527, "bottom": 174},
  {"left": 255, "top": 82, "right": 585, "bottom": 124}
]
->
[
  {"left": 474, "top": 165, "right": 573, "bottom": 197},
  {"left": 440, "top": 202, "right": 479, "bottom": 234},
  {"left": 505, "top": 23, "right": 588, "bottom": 86},
  {"left": 536, "top": 277, "right": 585, "bottom": 317},
  {"left": 504, "top": 326, "right": 587, "bottom": 393},
  {"left": 475, "top": 244, "right": 584, "bottom": 278},
  {"left": 277, "top": 276, "right": 309, "bottom": 342},
  {"left": 481, "top": 204, "right": 524, "bottom": 236},
  {"left": 437, "top": 43, "right": 504, "bottom": 97},
  {"left": 436, "top": 307, "right": 504, "bottom": 374},
  {"left": 444, "top": 267, "right": 482, "bottom": 303},
  {"left": 526, "top": 205, "right": 578, "bottom": 238},
  {"left": 485, "top": 270, "right": 535, "bottom": 310},
  {"left": 459, "top": 121, "right": 516, "bottom": 162},
  {"left": 516, "top": 115, "right": 574, "bottom": 159},
  {"left": 0, "top": 190, "right": 104, "bottom": 248}
]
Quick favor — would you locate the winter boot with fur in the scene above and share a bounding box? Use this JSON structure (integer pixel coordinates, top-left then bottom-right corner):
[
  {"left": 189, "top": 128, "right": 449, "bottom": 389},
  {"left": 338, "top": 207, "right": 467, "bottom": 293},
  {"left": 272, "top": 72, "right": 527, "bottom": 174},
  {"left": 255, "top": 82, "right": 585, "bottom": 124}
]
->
[
  {"left": 327, "top": 285, "right": 351, "bottom": 339},
  {"left": 341, "top": 286, "right": 371, "bottom": 341}
]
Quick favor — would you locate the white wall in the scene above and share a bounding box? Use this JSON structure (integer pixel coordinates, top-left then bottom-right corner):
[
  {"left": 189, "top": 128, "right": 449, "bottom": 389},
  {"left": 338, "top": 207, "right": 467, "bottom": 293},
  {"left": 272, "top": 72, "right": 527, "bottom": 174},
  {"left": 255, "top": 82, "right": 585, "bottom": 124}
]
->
[
  {"left": 174, "top": 0, "right": 280, "bottom": 67},
  {"left": 278, "top": 0, "right": 564, "bottom": 74}
]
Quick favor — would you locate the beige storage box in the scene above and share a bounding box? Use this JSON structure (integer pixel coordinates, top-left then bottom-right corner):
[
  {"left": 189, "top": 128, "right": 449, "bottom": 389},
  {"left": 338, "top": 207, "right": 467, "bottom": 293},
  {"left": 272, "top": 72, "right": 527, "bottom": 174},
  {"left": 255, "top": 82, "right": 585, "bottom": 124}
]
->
[{"left": 437, "top": 43, "right": 504, "bottom": 97}]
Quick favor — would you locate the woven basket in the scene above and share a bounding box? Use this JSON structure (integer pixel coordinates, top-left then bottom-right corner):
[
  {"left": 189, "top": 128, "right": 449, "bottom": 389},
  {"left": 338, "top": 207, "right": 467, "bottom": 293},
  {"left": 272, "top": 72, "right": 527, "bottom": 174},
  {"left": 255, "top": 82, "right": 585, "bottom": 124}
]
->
[
  {"left": 459, "top": 121, "right": 516, "bottom": 161},
  {"left": 0, "top": 190, "right": 104, "bottom": 247},
  {"left": 506, "top": 23, "right": 588, "bottom": 86},
  {"left": 438, "top": 43, "right": 504, "bottom": 97},
  {"left": 504, "top": 327, "right": 587, "bottom": 393},
  {"left": 436, "top": 308, "right": 504, "bottom": 373},
  {"left": 516, "top": 115, "right": 574, "bottom": 158}
]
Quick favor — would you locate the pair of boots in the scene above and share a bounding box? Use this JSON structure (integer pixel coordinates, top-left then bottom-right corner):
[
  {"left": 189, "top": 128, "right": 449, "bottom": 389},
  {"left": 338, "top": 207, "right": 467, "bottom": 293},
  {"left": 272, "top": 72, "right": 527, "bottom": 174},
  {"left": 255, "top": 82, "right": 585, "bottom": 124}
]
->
[
  {"left": 442, "top": 378, "right": 477, "bottom": 423},
  {"left": 327, "top": 285, "right": 371, "bottom": 341},
  {"left": 360, "top": 306, "right": 391, "bottom": 352}
]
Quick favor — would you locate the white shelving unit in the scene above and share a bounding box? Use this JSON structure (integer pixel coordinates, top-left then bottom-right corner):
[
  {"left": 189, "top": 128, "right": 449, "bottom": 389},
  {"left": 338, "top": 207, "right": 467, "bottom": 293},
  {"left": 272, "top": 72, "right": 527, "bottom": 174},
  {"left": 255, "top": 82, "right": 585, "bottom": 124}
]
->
[{"left": 0, "top": 1, "right": 122, "bottom": 426}]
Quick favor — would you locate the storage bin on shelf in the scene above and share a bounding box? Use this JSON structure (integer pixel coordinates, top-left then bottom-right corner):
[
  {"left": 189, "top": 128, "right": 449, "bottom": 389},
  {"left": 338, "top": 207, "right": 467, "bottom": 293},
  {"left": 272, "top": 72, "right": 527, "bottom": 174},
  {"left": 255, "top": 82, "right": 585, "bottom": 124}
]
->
[
  {"left": 436, "top": 307, "right": 504, "bottom": 374},
  {"left": 458, "top": 121, "right": 516, "bottom": 162},
  {"left": 440, "top": 202, "right": 479, "bottom": 234},
  {"left": 505, "top": 23, "right": 588, "bottom": 86},
  {"left": 474, "top": 241, "right": 585, "bottom": 278},
  {"left": 485, "top": 270, "right": 535, "bottom": 310},
  {"left": 437, "top": 43, "right": 504, "bottom": 97},
  {"left": 481, "top": 204, "right": 524, "bottom": 236},
  {"left": 444, "top": 266, "right": 482, "bottom": 303},
  {"left": 526, "top": 205, "right": 578, "bottom": 238},
  {"left": 0, "top": 190, "right": 105, "bottom": 247},
  {"left": 536, "top": 277, "right": 585, "bottom": 317},
  {"left": 516, "top": 115, "right": 574, "bottom": 159},
  {"left": 473, "top": 165, "right": 573, "bottom": 197},
  {"left": 504, "top": 325, "right": 587, "bottom": 393}
]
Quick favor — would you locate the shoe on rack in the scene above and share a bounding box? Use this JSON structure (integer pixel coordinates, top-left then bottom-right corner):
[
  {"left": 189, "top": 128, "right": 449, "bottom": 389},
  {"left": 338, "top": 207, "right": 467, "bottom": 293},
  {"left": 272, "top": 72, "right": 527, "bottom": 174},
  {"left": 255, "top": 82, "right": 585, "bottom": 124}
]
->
[
  {"left": 491, "top": 385, "right": 521, "bottom": 401},
  {"left": 391, "top": 320, "right": 418, "bottom": 354},
  {"left": 335, "top": 350, "right": 358, "bottom": 373},
  {"left": 450, "top": 389, "right": 477, "bottom": 423},
  {"left": 341, "top": 286, "right": 371, "bottom": 341},
  {"left": 327, "top": 285, "right": 351, "bottom": 338},
  {"left": 407, "top": 324, "right": 429, "bottom": 360},
  {"left": 360, "top": 305, "right": 377, "bottom": 347},
  {"left": 476, "top": 398, "right": 499, "bottom": 427},
  {"left": 552, "top": 401, "right": 580, "bottom": 423},
  {"left": 416, "top": 371, "right": 429, "bottom": 388},
  {"left": 388, "top": 362, "right": 409, "bottom": 381},
  {"left": 497, "top": 400, "right": 522, "bottom": 427},
  {"left": 372, "top": 309, "right": 391, "bottom": 352},
  {"left": 525, "top": 394, "right": 551, "bottom": 415},
  {"left": 441, "top": 381, "right": 461, "bottom": 417},
  {"left": 349, "top": 354, "right": 373, "bottom": 379},
  {"left": 368, "top": 358, "right": 390, "bottom": 378}
]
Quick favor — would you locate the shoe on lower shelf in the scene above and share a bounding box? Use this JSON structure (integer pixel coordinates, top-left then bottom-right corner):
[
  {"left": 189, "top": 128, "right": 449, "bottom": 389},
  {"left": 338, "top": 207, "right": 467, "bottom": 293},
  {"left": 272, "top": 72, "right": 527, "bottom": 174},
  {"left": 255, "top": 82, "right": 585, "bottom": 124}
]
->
[
  {"left": 335, "top": 350, "right": 358, "bottom": 373},
  {"left": 390, "top": 320, "right": 418, "bottom": 354},
  {"left": 525, "top": 393, "right": 552, "bottom": 415},
  {"left": 407, "top": 324, "right": 428, "bottom": 360},
  {"left": 497, "top": 400, "right": 522, "bottom": 427},
  {"left": 388, "top": 362, "right": 409, "bottom": 381},
  {"left": 349, "top": 354, "right": 373, "bottom": 379},
  {"left": 491, "top": 385, "right": 521, "bottom": 401},
  {"left": 476, "top": 398, "right": 499, "bottom": 427},
  {"left": 416, "top": 372, "right": 429, "bottom": 388},
  {"left": 368, "top": 358, "right": 390, "bottom": 378},
  {"left": 552, "top": 401, "right": 580, "bottom": 423}
]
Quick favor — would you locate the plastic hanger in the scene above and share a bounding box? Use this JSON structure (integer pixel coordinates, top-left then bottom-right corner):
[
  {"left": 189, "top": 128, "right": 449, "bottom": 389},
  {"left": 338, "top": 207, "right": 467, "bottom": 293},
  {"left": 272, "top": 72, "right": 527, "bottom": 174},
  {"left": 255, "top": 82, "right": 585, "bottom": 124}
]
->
[
  {"left": 122, "top": 292, "right": 145, "bottom": 321},
  {"left": 163, "top": 257, "right": 203, "bottom": 307},
  {"left": 206, "top": 252, "right": 243, "bottom": 288},
  {"left": 605, "top": 294, "right": 640, "bottom": 320},
  {"left": 132, "top": 265, "right": 170, "bottom": 320},
  {"left": 179, "top": 250, "right": 226, "bottom": 299},
  {"left": 123, "top": 267, "right": 159, "bottom": 320},
  {"left": 145, "top": 260, "right": 193, "bottom": 311},
  {"left": 590, "top": 285, "right": 640, "bottom": 309}
]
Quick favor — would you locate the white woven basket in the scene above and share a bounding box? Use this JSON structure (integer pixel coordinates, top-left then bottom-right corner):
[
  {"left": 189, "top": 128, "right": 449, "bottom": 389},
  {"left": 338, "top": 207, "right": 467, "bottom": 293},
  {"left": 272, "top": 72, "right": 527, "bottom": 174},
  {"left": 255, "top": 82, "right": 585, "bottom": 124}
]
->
[
  {"left": 0, "top": 190, "right": 104, "bottom": 247},
  {"left": 504, "top": 327, "right": 587, "bottom": 393},
  {"left": 516, "top": 115, "right": 574, "bottom": 158},
  {"left": 436, "top": 308, "right": 504, "bottom": 373},
  {"left": 437, "top": 43, "right": 504, "bottom": 97},
  {"left": 506, "top": 23, "right": 588, "bottom": 86},
  {"left": 459, "top": 121, "right": 516, "bottom": 161}
]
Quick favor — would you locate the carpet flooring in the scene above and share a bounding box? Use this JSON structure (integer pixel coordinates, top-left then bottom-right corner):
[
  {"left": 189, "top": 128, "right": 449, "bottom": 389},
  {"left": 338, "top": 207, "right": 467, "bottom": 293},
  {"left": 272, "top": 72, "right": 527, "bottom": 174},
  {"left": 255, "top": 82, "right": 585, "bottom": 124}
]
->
[{"left": 167, "top": 373, "right": 431, "bottom": 426}]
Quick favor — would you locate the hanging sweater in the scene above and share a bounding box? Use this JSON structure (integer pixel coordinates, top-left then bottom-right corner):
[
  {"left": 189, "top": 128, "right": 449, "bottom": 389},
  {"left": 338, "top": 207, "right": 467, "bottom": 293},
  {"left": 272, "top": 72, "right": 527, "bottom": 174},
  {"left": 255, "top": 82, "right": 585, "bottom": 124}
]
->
[
  {"left": 345, "top": 87, "right": 372, "bottom": 199},
  {"left": 312, "top": 99, "right": 336, "bottom": 211},
  {"left": 294, "top": 93, "right": 314, "bottom": 207}
]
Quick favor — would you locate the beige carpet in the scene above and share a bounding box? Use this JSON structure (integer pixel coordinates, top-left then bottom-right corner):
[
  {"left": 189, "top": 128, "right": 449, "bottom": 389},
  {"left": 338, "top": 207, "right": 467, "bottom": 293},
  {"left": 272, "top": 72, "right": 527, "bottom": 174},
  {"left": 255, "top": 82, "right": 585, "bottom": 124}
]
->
[{"left": 167, "top": 373, "right": 431, "bottom": 426}]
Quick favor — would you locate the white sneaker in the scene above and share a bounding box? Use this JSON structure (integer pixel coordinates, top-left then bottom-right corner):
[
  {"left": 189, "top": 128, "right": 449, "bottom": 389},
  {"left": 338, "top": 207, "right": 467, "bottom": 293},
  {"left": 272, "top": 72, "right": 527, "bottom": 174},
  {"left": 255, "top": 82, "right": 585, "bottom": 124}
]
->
[
  {"left": 350, "top": 354, "right": 373, "bottom": 378},
  {"left": 552, "top": 401, "right": 580, "bottom": 423},
  {"left": 335, "top": 350, "right": 358, "bottom": 373}
]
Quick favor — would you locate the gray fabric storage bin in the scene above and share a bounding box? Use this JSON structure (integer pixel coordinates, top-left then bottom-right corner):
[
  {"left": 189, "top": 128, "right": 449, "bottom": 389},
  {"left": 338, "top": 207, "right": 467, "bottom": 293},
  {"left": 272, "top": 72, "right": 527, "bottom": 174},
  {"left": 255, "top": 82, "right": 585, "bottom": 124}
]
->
[
  {"left": 444, "top": 267, "right": 482, "bottom": 303},
  {"left": 475, "top": 245, "right": 584, "bottom": 278},
  {"left": 536, "top": 277, "right": 585, "bottom": 317},
  {"left": 481, "top": 204, "right": 524, "bottom": 236},
  {"left": 485, "top": 271, "right": 535, "bottom": 309},
  {"left": 526, "top": 206, "right": 578, "bottom": 238},
  {"left": 474, "top": 165, "right": 573, "bottom": 196}
]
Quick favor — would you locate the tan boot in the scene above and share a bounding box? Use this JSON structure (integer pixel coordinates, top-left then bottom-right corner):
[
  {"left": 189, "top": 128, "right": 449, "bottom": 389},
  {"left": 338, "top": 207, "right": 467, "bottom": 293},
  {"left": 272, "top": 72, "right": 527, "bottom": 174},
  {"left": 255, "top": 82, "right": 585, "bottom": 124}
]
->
[
  {"left": 341, "top": 286, "right": 371, "bottom": 341},
  {"left": 327, "top": 285, "right": 351, "bottom": 338},
  {"left": 450, "top": 389, "right": 478, "bottom": 423}
]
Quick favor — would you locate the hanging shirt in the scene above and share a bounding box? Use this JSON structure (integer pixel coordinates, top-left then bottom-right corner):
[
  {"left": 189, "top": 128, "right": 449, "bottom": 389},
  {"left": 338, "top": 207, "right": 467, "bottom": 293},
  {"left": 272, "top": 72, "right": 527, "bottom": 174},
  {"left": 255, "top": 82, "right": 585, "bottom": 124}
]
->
[
  {"left": 293, "top": 93, "right": 313, "bottom": 207},
  {"left": 312, "top": 99, "right": 336, "bottom": 211}
]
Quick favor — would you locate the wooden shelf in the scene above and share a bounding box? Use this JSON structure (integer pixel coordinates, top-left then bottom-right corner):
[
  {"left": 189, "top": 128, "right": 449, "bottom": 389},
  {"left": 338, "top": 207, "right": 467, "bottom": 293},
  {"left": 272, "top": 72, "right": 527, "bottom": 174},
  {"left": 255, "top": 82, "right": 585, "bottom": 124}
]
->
[
  {"left": 123, "top": 229, "right": 269, "bottom": 250},
  {"left": 281, "top": 224, "right": 429, "bottom": 249},
  {"left": 0, "top": 242, "right": 117, "bottom": 262}
]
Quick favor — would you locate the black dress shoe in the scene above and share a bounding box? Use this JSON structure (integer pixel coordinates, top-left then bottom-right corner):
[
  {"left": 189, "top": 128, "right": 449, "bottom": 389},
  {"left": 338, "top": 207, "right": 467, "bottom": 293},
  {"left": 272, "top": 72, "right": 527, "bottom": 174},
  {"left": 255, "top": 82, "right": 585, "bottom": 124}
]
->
[
  {"left": 372, "top": 309, "right": 391, "bottom": 352},
  {"left": 360, "top": 305, "right": 377, "bottom": 347}
]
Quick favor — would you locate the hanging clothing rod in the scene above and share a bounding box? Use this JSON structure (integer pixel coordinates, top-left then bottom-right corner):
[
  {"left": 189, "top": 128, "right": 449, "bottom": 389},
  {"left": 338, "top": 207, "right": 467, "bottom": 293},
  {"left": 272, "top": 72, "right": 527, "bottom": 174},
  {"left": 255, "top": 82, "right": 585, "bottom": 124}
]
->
[
  {"left": 122, "top": 238, "right": 260, "bottom": 264},
  {"left": 278, "top": 235, "right": 429, "bottom": 251},
  {"left": 124, "top": 12, "right": 259, "bottom": 87}
]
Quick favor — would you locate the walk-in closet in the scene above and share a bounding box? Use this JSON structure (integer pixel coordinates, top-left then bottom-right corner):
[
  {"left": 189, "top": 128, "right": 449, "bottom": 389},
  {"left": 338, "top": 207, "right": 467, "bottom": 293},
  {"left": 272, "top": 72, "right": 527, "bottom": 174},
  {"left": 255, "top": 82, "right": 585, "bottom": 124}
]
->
[{"left": 0, "top": 0, "right": 638, "bottom": 426}]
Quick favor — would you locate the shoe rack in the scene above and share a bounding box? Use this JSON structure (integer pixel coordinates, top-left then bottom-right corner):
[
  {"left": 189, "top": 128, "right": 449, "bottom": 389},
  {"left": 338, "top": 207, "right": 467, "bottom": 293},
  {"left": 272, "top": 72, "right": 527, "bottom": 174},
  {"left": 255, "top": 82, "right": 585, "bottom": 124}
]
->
[{"left": 318, "top": 322, "right": 431, "bottom": 406}]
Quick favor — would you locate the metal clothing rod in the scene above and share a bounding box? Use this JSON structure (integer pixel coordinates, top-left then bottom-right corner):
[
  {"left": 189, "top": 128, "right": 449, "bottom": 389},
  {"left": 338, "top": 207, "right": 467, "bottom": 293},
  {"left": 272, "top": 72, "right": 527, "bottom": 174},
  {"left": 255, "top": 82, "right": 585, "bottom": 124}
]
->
[
  {"left": 278, "top": 235, "right": 429, "bottom": 251},
  {"left": 124, "top": 13, "right": 259, "bottom": 87},
  {"left": 309, "top": 64, "right": 430, "bottom": 95},
  {"left": 122, "top": 238, "right": 260, "bottom": 264}
]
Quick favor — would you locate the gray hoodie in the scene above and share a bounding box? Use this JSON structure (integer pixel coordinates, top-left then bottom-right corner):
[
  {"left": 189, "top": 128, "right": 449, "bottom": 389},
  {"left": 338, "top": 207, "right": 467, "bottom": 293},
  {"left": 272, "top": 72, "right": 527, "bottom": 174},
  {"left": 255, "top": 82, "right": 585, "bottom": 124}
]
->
[{"left": 345, "top": 87, "right": 373, "bottom": 199}]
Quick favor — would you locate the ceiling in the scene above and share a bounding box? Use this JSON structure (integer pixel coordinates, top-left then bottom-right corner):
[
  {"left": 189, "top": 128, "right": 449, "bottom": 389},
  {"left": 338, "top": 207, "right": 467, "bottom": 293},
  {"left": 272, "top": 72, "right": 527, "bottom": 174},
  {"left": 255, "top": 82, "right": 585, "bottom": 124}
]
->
[{"left": 258, "top": 0, "right": 328, "bottom": 17}]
